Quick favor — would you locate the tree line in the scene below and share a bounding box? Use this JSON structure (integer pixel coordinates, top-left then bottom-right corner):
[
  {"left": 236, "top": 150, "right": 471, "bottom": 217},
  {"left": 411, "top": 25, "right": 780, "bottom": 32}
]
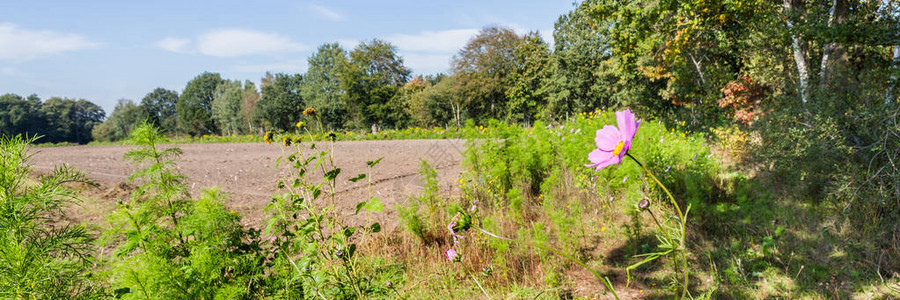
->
[
  {"left": 2, "top": 0, "right": 898, "bottom": 143},
  {"left": 0, "top": 94, "right": 104, "bottom": 144}
]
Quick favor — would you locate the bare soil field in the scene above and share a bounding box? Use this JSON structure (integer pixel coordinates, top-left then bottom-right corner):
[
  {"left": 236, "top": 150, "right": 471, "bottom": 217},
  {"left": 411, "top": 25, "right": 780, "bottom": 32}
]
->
[{"left": 30, "top": 139, "right": 467, "bottom": 229}]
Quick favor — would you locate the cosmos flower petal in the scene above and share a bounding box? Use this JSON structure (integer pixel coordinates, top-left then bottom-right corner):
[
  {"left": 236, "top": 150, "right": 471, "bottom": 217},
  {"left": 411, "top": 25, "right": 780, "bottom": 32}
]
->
[
  {"left": 586, "top": 149, "right": 620, "bottom": 171},
  {"left": 594, "top": 125, "right": 621, "bottom": 151},
  {"left": 617, "top": 109, "right": 639, "bottom": 141}
]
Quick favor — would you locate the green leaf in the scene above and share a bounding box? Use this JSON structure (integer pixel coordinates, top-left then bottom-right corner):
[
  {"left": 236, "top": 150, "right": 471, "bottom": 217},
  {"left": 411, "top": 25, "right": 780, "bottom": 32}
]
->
[
  {"left": 366, "top": 157, "right": 384, "bottom": 167},
  {"left": 343, "top": 227, "right": 356, "bottom": 237},
  {"left": 324, "top": 168, "right": 341, "bottom": 181},
  {"left": 370, "top": 222, "right": 381, "bottom": 233},
  {"left": 363, "top": 197, "right": 383, "bottom": 212},
  {"left": 347, "top": 243, "right": 357, "bottom": 258},
  {"left": 349, "top": 173, "right": 366, "bottom": 182},
  {"left": 312, "top": 187, "right": 321, "bottom": 200},
  {"left": 355, "top": 201, "right": 366, "bottom": 215}
]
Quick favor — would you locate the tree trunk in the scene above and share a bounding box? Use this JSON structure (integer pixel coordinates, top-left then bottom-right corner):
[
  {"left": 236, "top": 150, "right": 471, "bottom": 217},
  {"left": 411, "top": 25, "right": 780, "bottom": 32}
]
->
[
  {"left": 785, "top": 0, "right": 811, "bottom": 104},
  {"left": 888, "top": 45, "right": 899, "bottom": 105},
  {"left": 820, "top": 0, "right": 849, "bottom": 87}
]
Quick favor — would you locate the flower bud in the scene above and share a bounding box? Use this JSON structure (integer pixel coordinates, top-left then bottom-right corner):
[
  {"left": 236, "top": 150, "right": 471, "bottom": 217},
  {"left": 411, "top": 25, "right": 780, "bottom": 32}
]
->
[{"left": 638, "top": 199, "right": 650, "bottom": 210}]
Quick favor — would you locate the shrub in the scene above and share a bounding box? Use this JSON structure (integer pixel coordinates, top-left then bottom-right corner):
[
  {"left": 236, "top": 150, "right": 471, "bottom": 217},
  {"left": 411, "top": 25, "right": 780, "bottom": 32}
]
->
[{"left": 0, "top": 135, "right": 100, "bottom": 298}]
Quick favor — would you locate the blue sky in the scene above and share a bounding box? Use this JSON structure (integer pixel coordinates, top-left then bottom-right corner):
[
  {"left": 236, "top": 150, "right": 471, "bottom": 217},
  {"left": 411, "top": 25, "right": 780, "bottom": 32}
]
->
[{"left": 0, "top": 1, "right": 577, "bottom": 113}]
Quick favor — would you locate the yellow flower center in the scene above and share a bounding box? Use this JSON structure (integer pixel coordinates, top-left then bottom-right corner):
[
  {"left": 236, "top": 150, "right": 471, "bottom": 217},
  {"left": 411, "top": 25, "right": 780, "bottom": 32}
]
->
[{"left": 612, "top": 141, "right": 625, "bottom": 156}]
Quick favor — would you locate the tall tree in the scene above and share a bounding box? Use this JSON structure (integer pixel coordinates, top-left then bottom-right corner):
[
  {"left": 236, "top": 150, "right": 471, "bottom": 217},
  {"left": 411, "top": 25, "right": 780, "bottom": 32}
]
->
[
  {"left": 257, "top": 72, "right": 304, "bottom": 131},
  {"left": 506, "top": 31, "right": 551, "bottom": 125},
  {"left": 451, "top": 26, "right": 522, "bottom": 122},
  {"left": 545, "top": 4, "right": 622, "bottom": 119},
  {"left": 344, "top": 39, "right": 411, "bottom": 129},
  {"left": 240, "top": 81, "right": 261, "bottom": 133},
  {"left": 211, "top": 80, "right": 246, "bottom": 135},
  {"left": 140, "top": 88, "right": 179, "bottom": 133},
  {"left": 0, "top": 93, "right": 44, "bottom": 138},
  {"left": 784, "top": 0, "right": 811, "bottom": 104},
  {"left": 176, "top": 72, "right": 223, "bottom": 136},
  {"left": 302, "top": 43, "right": 350, "bottom": 130},
  {"left": 39, "top": 97, "right": 105, "bottom": 144},
  {"left": 92, "top": 99, "right": 145, "bottom": 142},
  {"left": 400, "top": 74, "right": 458, "bottom": 127}
]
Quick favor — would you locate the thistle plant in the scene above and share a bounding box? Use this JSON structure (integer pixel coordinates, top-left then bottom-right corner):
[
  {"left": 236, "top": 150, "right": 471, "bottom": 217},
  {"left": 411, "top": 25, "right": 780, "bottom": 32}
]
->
[{"left": 0, "top": 135, "right": 98, "bottom": 298}]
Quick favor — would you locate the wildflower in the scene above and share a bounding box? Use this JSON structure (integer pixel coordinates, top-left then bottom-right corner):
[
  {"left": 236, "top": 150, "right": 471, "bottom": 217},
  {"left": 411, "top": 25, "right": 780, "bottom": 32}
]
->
[
  {"left": 282, "top": 137, "right": 291, "bottom": 147},
  {"left": 586, "top": 109, "right": 641, "bottom": 171},
  {"left": 638, "top": 199, "right": 650, "bottom": 210},
  {"left": 445, "top": 248, "right": 461, "bottom": 262},
  {"left": 622, "top": 176, "right": 628, "bottom": 183},
  {"left": 706, "top": 153, "right": 714, "bottom": 158},
  {"left": 664, "top": 166, "right": 671, "bottom": 172},
  {"left": 296, "top": 121, "right": 305, "bottom": 128},
  {"left": 303, "top": 107, "right": 317, "bottom": 117},
  {"left": 264, "top": 131, "right": 274, "bottom": 144}
]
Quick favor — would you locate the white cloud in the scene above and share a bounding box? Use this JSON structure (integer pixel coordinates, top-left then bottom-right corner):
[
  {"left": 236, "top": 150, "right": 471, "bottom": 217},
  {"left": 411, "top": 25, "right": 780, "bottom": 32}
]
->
[
  {"left": 310, "top": 4, "right": 344, "bottom": 21},
  {"left": 400, "top": 53, "right": 452, "bottom": 75},
  {"left": 197, "top": 29, "right": 307, "bottom": 57},
  {"left": 387, "top": 29, "right": 479, "bottom": 53},
  {"left": 336, "top": 38, "right": 363, "bottom": 51},
  {"left": 0, "top": 67, "right": 17, "bottom": 76},
  {"left": 158, "top": 29, "right": 307, "bottom": 57},
  {"left": 539, "top": 28, "right": 554, "bottom": 47},
  {"left": 155, "top": 37, "right": 191, "bottom": 53},
  {"left": 232, "top": 60, "right": 307, "bottom": 73},
  {"left": 0, "top": 23, "right": 99, "bottom": 61}
]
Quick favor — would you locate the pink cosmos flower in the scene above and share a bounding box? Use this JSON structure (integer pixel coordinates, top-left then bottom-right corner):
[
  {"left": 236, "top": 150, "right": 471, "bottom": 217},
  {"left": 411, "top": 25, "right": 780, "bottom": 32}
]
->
[
  {"left": 586, "top": 109, "right": 641, "bottom": 171},
  {"left": 445, "top": 248, "right": 460, "bottom": 262}
]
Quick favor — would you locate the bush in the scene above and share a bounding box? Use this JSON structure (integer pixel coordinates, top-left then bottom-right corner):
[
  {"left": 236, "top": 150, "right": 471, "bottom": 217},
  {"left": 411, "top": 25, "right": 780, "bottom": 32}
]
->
[{"left": 0, "top": 135, "right": 100, "bottom": 298}]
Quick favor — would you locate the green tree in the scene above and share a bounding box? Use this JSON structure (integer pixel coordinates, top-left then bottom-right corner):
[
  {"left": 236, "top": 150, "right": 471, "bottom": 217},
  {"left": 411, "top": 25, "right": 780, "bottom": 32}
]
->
[
  {"left": 140, "top": 88, "right": 178, "bottom": 133},
  {"left": 344, "top": 39, "right": 411, "bottom": 129},
  {"left": 451, "top": 26, "right": 522, "bottom": 122},
  {"left": 302, "top": 43, "right": 350, "bottom": 130},
  {"left": 423, "top": 75, "right": 461, "bottom": 126},
  {"left": 256, "top": 72, "right": 304, "bottom": 131},
  {"left": 0, "top": 93, "right": 44, "bottom": 138},
  {"left": 400, "top": 74, "right": 458, "bottom": 127},
  {"left": 212, "top": 80, "right": 246, "bottom": 135},
  {"left": 398, "top": 76, "right": 431, "bottom": 127},
  {"left": 39, "top": 97, "right": 105, "bottom": 144},
  {"left": 506, "top": 31, "right": 551, "bottom": 125},
  {"left": 176, "top": 72, "right": 223, "bottom": 136},
  {"left": 544, "top": 4, "right": 629, "bottom": 119},
  {"left": 240, "top": 81, "right": 261, "bottom": 133},
  {"left": 92, "top": 99, "right": 146, "bottom": 142}
]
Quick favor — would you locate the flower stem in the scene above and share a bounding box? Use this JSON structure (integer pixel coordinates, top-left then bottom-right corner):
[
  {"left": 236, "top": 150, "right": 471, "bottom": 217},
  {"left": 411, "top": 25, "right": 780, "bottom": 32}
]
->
[
  {"left": 474, "top": 227, "right": 619, "bottom": 300},
  {"left": 626, "top": 153, "right": 689, "bottom": 299},
  {"left": 625, "top": 153, "right": 684, "bottom": 222}
]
